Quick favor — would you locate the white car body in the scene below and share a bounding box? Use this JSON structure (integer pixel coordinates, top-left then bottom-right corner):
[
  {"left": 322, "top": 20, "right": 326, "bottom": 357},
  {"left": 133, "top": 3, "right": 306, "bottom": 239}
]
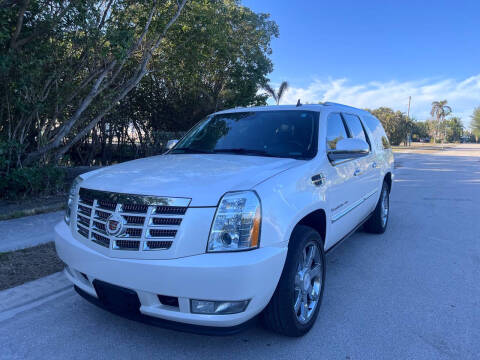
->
[{"left": 55, "top": 103, "right": 394, "bottom": 331}]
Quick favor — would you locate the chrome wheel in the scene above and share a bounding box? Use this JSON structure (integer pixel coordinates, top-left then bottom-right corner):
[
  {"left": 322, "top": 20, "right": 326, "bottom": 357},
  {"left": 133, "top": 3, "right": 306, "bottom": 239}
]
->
[
  {"left": 294, "top": 242, "right": 323, "bottom": 324},
  {"left": 381, "top": 187, "right": 389, "bottom": 227}
]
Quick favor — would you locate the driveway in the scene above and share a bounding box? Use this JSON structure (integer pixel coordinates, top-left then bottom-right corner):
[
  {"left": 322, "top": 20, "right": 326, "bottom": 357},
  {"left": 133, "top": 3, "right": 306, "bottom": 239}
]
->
[{"left": 1, "top": 148, "right": 479, "bottom": 359}]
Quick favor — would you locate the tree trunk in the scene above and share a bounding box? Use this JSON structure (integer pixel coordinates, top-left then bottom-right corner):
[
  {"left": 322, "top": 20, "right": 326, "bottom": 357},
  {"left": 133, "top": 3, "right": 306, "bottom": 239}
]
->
[{"left": 23, "top": 0, "right": 188, "bottom": 166}]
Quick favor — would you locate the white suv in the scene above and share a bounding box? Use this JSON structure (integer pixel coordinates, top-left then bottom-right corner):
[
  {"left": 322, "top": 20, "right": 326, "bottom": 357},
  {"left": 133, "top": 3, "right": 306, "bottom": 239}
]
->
[{"left": 55, "top": 102, "right": 393, "bottom": 336}]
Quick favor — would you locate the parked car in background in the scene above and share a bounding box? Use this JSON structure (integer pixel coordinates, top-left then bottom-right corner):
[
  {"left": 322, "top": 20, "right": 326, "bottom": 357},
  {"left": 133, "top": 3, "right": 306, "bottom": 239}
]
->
[{"left": 55, "top": 102, "right": 394, "bottom": 336}]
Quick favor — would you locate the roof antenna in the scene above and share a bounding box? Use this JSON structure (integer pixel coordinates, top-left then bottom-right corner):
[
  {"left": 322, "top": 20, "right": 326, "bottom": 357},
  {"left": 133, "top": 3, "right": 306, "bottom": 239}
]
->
[{"left": 296, "top": 99, "right": 302, "bottom": 107}]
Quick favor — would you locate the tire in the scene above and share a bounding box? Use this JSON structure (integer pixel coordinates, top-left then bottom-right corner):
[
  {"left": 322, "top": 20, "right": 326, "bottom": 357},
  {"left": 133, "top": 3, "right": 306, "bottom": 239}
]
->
[
  {"left": 364, "top": 181, "right": 390, "bottom": 234},
  {"left": 262, "top": 225, "right": 325, "bottom": 337}
]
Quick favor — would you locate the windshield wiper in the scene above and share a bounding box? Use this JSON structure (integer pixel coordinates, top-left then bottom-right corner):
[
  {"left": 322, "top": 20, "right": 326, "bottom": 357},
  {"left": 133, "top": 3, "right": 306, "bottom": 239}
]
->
[
  {"left": 213, "top": 148, "right": 278, "bottom": 157},
  {"left": 170, "top": 147, "right": 213, "bottom": 154}
]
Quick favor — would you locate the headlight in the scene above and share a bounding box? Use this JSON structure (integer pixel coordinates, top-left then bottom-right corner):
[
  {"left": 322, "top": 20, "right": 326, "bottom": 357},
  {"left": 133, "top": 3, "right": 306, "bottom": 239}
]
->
[
  {"left": 64, "top": 176, "right": 83, "bottom": 225},
  {"left": 207, "top": 191, "right": 261, "bottom": 252}
]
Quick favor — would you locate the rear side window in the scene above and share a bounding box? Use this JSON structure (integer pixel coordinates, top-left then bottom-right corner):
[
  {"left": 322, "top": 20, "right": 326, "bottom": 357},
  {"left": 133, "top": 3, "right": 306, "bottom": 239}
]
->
[
  {"left": 326, "top": 113, "right": 348, "bottom": 150},
  {"left": 342, "top": 113, "right": 368, "bottom": 145},
  {"left": 363, "top": 115, "right": 391, "bottom": 149}
]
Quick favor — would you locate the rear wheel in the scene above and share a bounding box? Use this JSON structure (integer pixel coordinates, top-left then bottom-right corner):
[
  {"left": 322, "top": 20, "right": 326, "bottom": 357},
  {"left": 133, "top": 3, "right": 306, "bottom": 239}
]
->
[
  {"left": 262, "top": 225, "right": 325, "bottom": 337},
  {"left": 364, "top": 181, "right": 390, "bottom": 234}
]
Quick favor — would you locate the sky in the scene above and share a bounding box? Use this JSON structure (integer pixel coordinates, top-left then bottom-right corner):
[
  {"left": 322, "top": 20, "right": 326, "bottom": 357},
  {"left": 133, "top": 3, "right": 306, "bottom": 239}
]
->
[{"left": 242, "top": 0, "right": 480, "bottom": 126}]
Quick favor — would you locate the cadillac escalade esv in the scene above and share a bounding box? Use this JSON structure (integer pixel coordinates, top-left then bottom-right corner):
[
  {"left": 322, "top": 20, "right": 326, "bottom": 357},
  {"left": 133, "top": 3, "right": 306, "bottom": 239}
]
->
[{"left": 55, "top": 102, "right": 394, "bottom": 336}]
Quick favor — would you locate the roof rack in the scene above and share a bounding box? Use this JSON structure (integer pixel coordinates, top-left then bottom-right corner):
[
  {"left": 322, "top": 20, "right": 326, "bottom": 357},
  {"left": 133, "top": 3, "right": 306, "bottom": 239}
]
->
[
  {"left": 323, "top": 101, "right": 354, "bottom": 109},
  {"left": 323, "top": 102, "right": 368, "bottom": 113}
]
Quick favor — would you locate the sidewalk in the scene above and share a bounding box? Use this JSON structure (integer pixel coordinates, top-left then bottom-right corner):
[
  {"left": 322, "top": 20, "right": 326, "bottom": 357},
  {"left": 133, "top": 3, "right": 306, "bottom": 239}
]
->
[{"left": 0, "top": 211, "right": 63, "bottom": 252}]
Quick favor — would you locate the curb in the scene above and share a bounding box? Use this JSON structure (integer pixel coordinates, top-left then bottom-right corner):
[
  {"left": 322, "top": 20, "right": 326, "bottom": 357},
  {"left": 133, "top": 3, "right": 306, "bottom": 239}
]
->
[
  {"left": 0, "top": 202, "right": 65, "bottom": 221},
  {"left": 0, "top": 271, "right": 72, "bottom": 322}
]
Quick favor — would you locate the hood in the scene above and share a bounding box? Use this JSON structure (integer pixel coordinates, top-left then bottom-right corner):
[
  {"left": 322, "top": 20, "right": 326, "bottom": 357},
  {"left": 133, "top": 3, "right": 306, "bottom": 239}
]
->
[{"left": 80, "top": 154, "right": 300, "bottom": 206}]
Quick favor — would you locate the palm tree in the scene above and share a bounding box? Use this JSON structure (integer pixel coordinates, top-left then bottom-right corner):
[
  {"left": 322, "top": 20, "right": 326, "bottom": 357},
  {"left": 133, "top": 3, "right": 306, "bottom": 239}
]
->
[
  {"left": 430, "top": 100, "right": 452, "bottom": 143},
  {"left": 264, "top": 81, "right": 289, "bottom": 105},
  {"left": 471, "top": 107, "right": 480, "bottom": 143}
]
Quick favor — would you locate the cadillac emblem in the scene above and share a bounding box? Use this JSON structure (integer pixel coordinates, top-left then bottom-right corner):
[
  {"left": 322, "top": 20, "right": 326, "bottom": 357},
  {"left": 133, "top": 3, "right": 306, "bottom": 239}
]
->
[{"left": 106, "top": 214, "right": 126, "bottom": 236}]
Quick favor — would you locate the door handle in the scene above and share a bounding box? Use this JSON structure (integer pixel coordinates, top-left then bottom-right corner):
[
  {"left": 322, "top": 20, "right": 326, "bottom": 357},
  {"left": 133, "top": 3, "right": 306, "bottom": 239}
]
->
[
  {"left": 354, "top": 169, "right": 361, "bottom": 176},
  {"left": 372, "top": 162, "right": 377, "bottom": 168},
  {"left": 311, "top": 173, "right": 326, "bottom": 186}
]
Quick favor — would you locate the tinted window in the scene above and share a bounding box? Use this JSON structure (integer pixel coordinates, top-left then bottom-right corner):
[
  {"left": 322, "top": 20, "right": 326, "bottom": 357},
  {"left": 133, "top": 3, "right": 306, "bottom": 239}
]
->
[
  {"left": 172, "top": 111, "right": 319, "bottom": 159},
  {"left": 363, "top": 115, "right": 391, "bottom": 149},
  {"left": 343, "top": 113, "right": 368, "bottom": 144},
  {"left": 326, "top": 113, "right": 348, "bottom": 150}
]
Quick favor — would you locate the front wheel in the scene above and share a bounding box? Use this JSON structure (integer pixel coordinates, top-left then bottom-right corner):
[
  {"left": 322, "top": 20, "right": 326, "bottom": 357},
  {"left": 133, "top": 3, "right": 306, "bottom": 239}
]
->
[
  {"left": 262, "top": 225, "right": 325, "bottom": 337},
  {"left": 364, "top": 181, "right": 390, "bottom": 234}
]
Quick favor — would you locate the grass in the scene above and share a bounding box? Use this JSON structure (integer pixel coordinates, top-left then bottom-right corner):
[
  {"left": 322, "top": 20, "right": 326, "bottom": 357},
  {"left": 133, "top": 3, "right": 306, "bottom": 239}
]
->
[
  {"left": 392, "top": 142, "right": 455, "bottom": 153},
  {"left": 0, "top": 194, "right": 66, "bottom": 221},
  {"left": 0, "top": 242, "right": 64, "bottom": 291},
  {"left": 0, "top": 203, "right": 65, "bottom": 221}
]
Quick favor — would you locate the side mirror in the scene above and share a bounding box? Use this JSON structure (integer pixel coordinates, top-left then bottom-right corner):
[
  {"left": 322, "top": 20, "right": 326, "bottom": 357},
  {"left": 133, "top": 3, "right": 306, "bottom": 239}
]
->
[
  {"left": 328, "top": 138, "right": 369, "bottom": 164},
  {"left": 166, "top": 139, "right": 178, "bottom": 150}
]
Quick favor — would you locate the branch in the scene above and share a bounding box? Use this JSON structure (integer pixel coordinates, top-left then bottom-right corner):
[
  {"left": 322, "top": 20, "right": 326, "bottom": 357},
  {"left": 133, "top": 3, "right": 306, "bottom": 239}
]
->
[
  {"left": 12, "top": 1, "right": 72, "bottom": 50},
  {"left": 97, "top": 0, "right": 115, "bottom": 29},
  {"left": 55, "top": 64, "right": 150, "bottom": 160},
  {"left": 1, "top": 0, "right": 20, "bottom": 8},
  {"left": 9, "top": 0, "right": 29, "bottom": 49},
  {"left": 23, "top": 61, "right": 117, "bottom": 165},
  {"left": 151, "top": 0, "right": 188, "bottom": 52},
  {"left": 98, "top": 1, "right": 158, "bottom": 93},
  {"left": 26, "top": 0, "right": 189, "bottom": 164}
]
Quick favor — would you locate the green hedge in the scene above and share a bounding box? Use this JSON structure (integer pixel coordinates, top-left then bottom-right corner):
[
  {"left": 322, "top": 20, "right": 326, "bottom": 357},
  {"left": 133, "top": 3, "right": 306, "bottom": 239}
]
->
[{"left": 0, "top": 167, "right": 66, "bottom": 200}]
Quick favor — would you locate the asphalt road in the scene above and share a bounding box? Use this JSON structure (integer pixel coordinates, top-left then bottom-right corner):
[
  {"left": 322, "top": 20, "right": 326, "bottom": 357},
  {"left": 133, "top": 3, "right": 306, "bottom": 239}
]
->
[{"left": 1, "top": 149, "right": 479, "bottom": 359}]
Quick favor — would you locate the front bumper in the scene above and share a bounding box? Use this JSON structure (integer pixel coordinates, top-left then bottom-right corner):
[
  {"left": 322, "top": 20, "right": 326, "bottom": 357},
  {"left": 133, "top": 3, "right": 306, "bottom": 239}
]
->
[{"left": 54, "top": 222, "right": 287, "bottom": 328}]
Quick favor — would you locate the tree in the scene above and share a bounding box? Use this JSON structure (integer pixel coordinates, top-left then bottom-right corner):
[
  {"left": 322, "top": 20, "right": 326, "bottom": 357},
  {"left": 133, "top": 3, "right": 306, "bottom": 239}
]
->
[
  {"left": 103, "top": 0, "right": 277, "bottom": 131},
  {"left": 1, "top": 0, "right": 279, "bottom": 169},
  {"left": 463, "top": 130, "right": 477, "bottom": 143},
  {"left": 444, "top": 117, "right": 463, "bottom": 143},
  {"left": 263, "top": 81, "right": 289, "bottom": 105},
  {"left": 367, "top": 107, "right": 411, "bottom": 146},
  {"left": 1, "top": 0, "right": 189, "bottom": 166},
  {"left": 471, "top": 107, "right": 480, "bottom": 142},
  {"left": 95, "top": 0, "right": 278, "bottom": 160},
  {"left": 430, "top": 100, "right": 452, "bottom": 143},
  {"left": 411, "top": 121, "right": 429, "bottom": 141}
]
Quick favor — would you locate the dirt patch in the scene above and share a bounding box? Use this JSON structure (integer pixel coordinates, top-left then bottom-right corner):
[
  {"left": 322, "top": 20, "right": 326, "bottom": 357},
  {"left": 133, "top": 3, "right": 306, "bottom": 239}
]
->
[
  {"left": 0, "top": 242, "right": 64, "bottom": 291},
  {"left": 392, "top": 147, "right": 449, "bottom": 154}
]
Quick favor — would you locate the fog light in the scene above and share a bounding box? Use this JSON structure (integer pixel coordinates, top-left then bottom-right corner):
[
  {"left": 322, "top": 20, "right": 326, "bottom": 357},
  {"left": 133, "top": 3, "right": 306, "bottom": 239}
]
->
[{"left": 190, "top": 299, "right": 249, "bottom": 315}]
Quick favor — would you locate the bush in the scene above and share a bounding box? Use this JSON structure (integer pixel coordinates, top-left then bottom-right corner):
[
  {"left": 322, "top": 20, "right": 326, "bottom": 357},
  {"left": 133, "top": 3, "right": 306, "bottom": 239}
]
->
[{"left": 0, "top": 166, "right": 66, "bottom": 200}]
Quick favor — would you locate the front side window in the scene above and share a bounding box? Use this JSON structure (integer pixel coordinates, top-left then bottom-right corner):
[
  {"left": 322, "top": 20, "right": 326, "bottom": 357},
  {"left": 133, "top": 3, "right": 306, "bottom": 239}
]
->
[
  {"left": 171, "top": 111, "right": 319, "bottom": 160},
  {"left": 326, "top": 113, "right": 348, "bottom": 150}
]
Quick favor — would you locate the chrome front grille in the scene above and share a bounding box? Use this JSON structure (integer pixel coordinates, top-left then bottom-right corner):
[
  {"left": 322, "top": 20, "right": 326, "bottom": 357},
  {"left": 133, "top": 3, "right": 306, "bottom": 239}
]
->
[{"left": 75, "top": 188, "right": 190, "bottom": 252}]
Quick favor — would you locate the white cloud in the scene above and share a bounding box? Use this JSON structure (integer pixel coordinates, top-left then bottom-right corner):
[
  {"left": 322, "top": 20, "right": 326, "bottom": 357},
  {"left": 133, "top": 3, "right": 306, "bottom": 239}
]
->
[{"left": 275, "top": 75, "right": 480, "bottom": 126}]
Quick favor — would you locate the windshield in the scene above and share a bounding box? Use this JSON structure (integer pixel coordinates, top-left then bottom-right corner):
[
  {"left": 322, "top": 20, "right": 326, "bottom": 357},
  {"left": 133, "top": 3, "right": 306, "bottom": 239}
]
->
[{"left": 171, "top": 111, "right": 319, "bottom": 159}]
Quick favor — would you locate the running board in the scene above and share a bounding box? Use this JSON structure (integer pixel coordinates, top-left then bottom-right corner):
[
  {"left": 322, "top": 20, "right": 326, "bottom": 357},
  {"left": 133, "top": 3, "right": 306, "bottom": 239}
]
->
[{"left": 325, "top": 212, "right": 373, "bottom": 254}]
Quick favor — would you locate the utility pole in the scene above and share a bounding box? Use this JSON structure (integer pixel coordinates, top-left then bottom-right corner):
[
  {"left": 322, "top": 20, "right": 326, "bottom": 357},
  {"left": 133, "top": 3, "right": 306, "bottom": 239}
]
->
[
  {"left": 406, "top": 96, "right": 411, "bottom": 146},
  {"left": 407, "top": 96, "right": 411, "bottom": 118}
]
